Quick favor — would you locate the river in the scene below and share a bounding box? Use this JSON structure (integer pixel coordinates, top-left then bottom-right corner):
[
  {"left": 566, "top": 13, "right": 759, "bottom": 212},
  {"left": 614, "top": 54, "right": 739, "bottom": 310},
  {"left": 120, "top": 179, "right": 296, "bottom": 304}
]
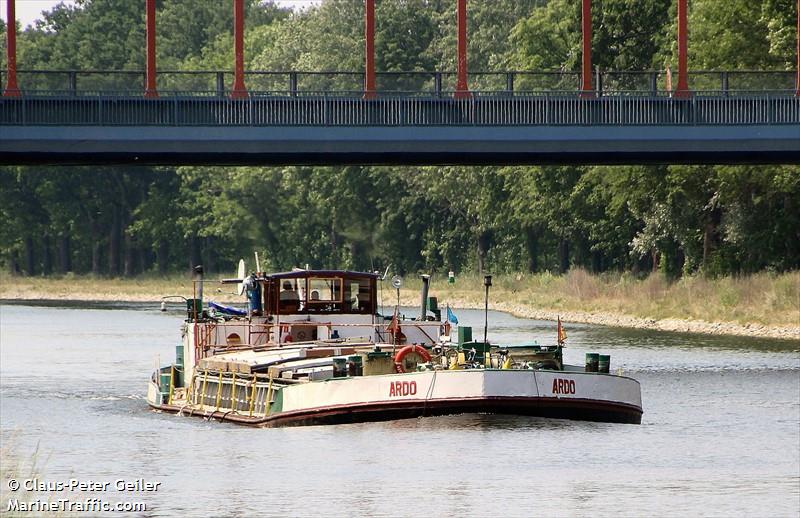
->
[{"left": 1, "top": 301, "right": 798, "bottom": 517}]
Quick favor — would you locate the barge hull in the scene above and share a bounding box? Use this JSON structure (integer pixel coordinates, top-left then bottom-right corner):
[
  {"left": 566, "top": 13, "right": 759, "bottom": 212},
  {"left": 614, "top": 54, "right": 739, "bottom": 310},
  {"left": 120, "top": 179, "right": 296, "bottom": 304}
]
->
[{"left": 149, "top": 396, "right": 642, "bottom": 426}]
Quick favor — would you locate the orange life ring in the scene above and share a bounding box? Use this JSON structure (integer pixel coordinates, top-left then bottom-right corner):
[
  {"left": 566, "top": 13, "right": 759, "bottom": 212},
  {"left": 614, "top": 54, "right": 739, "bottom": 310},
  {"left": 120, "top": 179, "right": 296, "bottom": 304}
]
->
[{"left": 394, "top": 345, "right": 432, "bottom": 373}]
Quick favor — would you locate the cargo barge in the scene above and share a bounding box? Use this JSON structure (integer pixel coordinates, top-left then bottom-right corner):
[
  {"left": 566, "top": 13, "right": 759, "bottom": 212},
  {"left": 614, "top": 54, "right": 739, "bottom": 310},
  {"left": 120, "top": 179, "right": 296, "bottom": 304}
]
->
[{"left": 147, "top": 268, "right": 643, "bottom": 426}]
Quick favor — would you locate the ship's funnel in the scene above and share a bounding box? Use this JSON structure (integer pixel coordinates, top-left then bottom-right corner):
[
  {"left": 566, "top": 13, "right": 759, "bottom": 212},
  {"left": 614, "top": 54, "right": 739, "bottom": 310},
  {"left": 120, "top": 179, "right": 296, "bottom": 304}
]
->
[
  {"left": 419, "top": 274, "right": 430, "bottom": 321},
  {"left": 193, "top": 265, "right": 204, "bottom": 303}
]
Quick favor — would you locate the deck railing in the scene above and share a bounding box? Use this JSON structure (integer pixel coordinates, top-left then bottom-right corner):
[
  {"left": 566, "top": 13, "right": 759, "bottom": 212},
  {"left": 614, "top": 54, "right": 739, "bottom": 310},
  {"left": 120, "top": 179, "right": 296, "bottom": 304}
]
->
[
  {"left": 2, "top": 90, "right": 799, "bottom": 126},
  {"left": 2, "top": 69, "right": 797, "bottom": 97}
]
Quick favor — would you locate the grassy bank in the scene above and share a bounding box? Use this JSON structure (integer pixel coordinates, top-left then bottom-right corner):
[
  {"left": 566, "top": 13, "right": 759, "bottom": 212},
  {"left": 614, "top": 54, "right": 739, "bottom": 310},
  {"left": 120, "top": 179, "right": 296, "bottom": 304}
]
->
[
  {"left": 0, "top": 272, "right": 199, "bottom": 303},
  {"left": 1, "top": 270, "right": 797, "bottom": 338},
  {"left": 406, "top": 269, "right": 799, "bottom": 327}
]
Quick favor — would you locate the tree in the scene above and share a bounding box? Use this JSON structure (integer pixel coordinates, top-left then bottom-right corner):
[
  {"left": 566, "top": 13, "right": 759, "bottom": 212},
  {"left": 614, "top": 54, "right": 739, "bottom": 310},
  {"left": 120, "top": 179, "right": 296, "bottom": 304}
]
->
[
  {"left": 761, "top": 0, "right": 797, "bottom": 68},
  {"left": 684, "top": 0, "right": 780, "bottom": 70}
]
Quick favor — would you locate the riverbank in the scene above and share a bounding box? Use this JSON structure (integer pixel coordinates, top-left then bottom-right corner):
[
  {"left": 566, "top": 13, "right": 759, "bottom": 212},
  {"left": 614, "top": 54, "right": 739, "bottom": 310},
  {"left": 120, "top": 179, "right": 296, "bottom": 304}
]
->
[{"left": 1, "top": 270, "right": 797, "bottom": 340}]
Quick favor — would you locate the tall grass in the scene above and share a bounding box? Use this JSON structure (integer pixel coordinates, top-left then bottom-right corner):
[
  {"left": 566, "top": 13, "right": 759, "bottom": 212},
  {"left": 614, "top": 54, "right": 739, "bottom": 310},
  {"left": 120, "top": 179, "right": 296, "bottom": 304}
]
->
[
  {"left": 0, "top": 272, "right": 214, "bottom": 303},
  {"left": 400, "top": 269, "right": 799, "bottom": 327},
  {"left": 0, "top": 437, "right": 65, "bottom": 517}
]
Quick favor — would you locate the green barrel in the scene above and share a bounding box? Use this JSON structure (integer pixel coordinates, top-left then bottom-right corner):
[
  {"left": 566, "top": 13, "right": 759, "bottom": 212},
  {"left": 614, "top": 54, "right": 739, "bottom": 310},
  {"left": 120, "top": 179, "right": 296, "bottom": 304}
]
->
[
  {"left": 458, "top": 326, "right": 473, "bottom": 345},
  {"left": 333, "top": 357, "right": 348, "bottom": 378},
  {"left": 173, "top": 367, "right": 183, "bottom": 388},
  {"left": 598, "top": 354, "right": 611, "bottom": 373},
  {"left": 186, "top": 299, "right": 202, "bottom": 320},
  {"left": 159, "top": 371, "right": 172, "bottom": 396},
  {"left": 175, "top": 345, "right": 184, "bottom": 369},
  {"left": 348, "top": 355, "right": 363, "bottom": 376},
  {"left": 585, "top": 353, "right": 599, "bottom": 373}
]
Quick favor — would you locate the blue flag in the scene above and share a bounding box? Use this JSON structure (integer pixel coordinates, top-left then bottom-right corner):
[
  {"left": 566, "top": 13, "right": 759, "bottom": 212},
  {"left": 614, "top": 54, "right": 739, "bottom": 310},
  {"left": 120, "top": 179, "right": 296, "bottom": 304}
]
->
[{"left": 447, "top": 305, "right": 459, "bottom": 325}]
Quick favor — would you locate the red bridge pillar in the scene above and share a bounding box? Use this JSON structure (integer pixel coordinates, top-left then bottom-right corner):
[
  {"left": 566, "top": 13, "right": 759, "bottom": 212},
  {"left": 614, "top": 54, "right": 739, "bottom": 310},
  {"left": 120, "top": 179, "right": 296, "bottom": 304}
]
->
[
  {"left": 454, "top": 0, "right": 471, "bottom": 99},
  {"left": 144, "top": 0, "right": 158, "bottom": 98},
  {"left": 3, "top": 0, "right": 20, "bottom": 97},
  {"left": 580, "top": 0, "right": 593, "bottom": 97},
  {"left": 674, "top": 0, "right": 691, "bottom": 97},
  {"left": 231, "top": 0, "right": 248, "bottom": 98},
  {"left": 364, "top": 0, "right": 376, "bottom": 99},
  {"left": 795, "top": 0, "right": 799, "bottom": 97}
]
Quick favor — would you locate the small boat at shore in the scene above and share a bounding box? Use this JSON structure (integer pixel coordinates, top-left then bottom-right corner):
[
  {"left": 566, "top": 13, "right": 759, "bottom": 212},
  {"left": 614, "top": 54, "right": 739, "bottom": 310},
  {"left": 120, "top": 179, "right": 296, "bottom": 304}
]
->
[{"left": 147, "top": 267, "right": 642, "bottom": 426}]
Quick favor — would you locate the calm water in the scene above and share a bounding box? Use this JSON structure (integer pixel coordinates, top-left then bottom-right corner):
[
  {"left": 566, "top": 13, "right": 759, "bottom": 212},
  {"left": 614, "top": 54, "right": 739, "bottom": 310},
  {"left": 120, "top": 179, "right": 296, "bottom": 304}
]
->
[{"left": 1, "top": 302, "right": 798, "bottom": 517}]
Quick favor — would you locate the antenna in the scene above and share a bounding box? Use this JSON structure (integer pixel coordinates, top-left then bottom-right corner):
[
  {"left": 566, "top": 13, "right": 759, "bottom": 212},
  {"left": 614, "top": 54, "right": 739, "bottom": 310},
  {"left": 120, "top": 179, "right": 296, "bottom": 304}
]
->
[
  {"left": 254, "top": 251, "right": 262, "bottom": 272},
  {"left": 483, "top": 275, "right": 492, "bottom": 344},
  {"left": 391, "top": 275, "right": 402, "bottom": 315}
]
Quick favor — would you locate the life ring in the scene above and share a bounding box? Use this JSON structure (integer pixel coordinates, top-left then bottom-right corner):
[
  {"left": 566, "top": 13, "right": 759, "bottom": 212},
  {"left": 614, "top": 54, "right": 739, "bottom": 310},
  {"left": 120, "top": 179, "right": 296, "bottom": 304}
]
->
[
  {"left": 297, "top": 330, "right": 307, "bottom": 341},
  {"left": 394, "top": 345, "right": 432, "bottom": 373}
]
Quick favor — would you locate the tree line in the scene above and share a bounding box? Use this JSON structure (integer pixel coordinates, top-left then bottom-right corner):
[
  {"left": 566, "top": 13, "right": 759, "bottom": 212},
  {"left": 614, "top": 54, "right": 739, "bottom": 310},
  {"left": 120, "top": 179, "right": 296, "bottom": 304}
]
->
[{"left": 1, "top": 0, "right": 797, "bottom": 278}]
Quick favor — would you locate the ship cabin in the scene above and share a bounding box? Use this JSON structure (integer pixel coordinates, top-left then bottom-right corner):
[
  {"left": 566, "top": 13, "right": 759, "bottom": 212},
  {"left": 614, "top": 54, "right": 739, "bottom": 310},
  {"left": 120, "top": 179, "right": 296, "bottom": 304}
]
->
[
  {"left": 203, "top": 268, "right": 443, "bottom": 356},
  {"left": 220, "top": 269, "right": 386, "bottom": 346},
  {"left": 260, "top": 270, "right": 378, "bottom": 318},
  {"left": 183, "top": 269, "right": 446, "bottom": 383}
]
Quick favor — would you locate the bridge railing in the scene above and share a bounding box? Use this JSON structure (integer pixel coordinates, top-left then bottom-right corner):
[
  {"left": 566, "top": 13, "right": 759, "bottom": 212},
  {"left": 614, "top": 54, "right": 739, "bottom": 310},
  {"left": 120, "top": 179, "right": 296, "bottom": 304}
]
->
[
  {"left": 2, "top": 91, "right": 798, "bottom": 126},
  {"left": 1, "top": 70, "right": 795, "bottom": 97}
]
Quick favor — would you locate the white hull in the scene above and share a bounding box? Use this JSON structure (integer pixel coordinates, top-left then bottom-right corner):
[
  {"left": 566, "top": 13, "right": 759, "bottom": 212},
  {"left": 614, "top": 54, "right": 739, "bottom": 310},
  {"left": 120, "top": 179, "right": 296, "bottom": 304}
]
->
[{"left": 148, "top": 368, "right": 642, "bottom": 426}]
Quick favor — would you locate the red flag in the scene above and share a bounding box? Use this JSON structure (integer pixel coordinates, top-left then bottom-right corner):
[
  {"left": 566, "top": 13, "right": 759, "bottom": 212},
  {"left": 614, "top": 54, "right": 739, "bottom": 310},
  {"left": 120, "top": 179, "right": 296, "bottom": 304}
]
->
[
  {"left": 387, "top": 311, "right": 400, "bottom": 335},
  {"left": 557, "top": 316, "right": 567, "bottom": 344}
]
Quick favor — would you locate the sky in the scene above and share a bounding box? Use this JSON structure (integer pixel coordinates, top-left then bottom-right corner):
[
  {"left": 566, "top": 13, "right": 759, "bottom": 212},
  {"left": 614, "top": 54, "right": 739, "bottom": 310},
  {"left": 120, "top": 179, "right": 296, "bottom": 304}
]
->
[{"left": 2, "top": 1, "right": 322, "bottom": 28}]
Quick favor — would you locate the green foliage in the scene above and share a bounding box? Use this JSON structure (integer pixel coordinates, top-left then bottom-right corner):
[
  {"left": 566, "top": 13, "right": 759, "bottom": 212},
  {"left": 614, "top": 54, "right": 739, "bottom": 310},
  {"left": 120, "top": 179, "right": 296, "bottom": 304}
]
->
[
  {"left": 686, "top": 0, "right": 775, "bottom": 69},
  {"left": 510, "top": 0, "right": 672, "bottom": 70},
  {"left": 509, "top": 0, "right": 581, "bottom": 71},
  {"left": 761, "top": 0, "right": 797, "bottom": 68}
]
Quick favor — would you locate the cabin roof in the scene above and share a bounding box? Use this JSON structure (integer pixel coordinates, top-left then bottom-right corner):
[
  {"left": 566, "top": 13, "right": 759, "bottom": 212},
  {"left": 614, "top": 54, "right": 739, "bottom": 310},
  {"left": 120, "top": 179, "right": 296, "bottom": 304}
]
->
[
  {"left": 220, "top": 269, "right": 379, "bottom": 284},
  {"left": 261, "top": 269, "right": 380, "bottom": 280}
]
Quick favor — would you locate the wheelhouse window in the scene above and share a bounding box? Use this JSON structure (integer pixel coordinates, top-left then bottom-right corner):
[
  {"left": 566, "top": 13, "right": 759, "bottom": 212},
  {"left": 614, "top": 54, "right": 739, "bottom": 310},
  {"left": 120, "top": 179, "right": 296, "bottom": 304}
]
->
[
  {"left": 306, "top": 278, "right": 342, "bottom": 304},
  {"left": 344, "top": 278, "right": 372, "bottom": 314},
  {"left": 278, "top": 278, "right": 302, "bottom": 312}
]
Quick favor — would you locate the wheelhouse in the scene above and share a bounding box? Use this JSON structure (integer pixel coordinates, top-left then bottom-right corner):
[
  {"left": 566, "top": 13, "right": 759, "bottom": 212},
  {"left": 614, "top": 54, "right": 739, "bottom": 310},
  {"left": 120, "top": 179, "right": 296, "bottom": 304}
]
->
[{"left": 261, "top": 270, "right": 378, "bottom": 317}]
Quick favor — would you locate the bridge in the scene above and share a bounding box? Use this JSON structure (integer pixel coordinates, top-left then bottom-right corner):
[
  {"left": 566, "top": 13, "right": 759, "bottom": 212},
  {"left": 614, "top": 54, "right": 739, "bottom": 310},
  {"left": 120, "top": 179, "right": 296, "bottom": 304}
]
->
[{"left": 2, "top": 0, "right": 799, "bottom": 166}]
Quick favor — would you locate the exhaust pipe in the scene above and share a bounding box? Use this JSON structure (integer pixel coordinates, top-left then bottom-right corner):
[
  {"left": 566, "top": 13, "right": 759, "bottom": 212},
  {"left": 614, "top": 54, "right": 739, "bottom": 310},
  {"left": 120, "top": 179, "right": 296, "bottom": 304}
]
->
[
  {"left": 193, "top": 265, "right": 204, "bottom": 302},
  {"left": 419, "top": 274, "right": 430, "bottom": 321},
  {"left": 187, "top": 265, "right": 205, "bottom": 321}
]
